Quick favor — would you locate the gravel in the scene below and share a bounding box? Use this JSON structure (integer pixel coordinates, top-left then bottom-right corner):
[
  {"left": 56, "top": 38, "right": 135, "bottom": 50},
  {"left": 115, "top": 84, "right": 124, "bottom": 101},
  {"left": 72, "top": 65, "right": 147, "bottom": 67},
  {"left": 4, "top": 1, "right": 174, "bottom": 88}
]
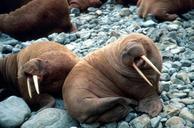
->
[{"left": 1, "top": 0, "right": 194, "bottom": 127}]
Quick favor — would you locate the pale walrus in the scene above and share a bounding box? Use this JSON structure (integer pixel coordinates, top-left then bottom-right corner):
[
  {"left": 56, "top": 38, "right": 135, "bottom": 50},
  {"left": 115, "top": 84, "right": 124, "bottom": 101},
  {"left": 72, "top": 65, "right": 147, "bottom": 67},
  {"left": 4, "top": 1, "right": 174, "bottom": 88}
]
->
[
  {"left": 0, "top": 42, "right": 79, "bottom": 110},
  {"left": 63, "top": 33, "right": 163, "bottom": 123},
  {"left": 0, "top": 0, "right": 76, "bottom": 41},
  {"left": 137, "top": 0, "right": 194, "bottom": 21}
]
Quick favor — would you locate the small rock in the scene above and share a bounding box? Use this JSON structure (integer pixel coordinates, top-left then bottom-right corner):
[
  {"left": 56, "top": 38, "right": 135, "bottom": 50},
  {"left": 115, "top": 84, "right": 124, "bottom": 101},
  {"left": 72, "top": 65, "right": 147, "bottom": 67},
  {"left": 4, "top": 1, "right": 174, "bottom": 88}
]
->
[
  {"left": 119, "top": 8, "right": 130, "bottom": 17},
  {"left": 181, "top": 59, "right": 192, "bottom": 67},
  {"left": 70, "top": 8, "right": 81, "bottom": 16},
  {"left": 172, "top": 61, "right": 182, "bottom": 69},
  {"left": 2, "top": 45, "right": 13, "bottom": 54},
  {"left": 170, "top": 47, "right": 185, "bottom": 54},
  {"left": 165, "top": 116, "right": 186, "bottom": 128},
  {"left": 168, "top": 24, "right": 179, "bottom": 31},
  {"left": 12, "top": 47, "right": 21, "bottom": 53},
  {"left": 21, "top": 108, "right": 78, "bottom": 128},
  {"left": 118, "top": 121, "right": 129, "bottom": 128},
  {"left": 176, "top": 71, "right": 191, "bottom": 84},
  {"left": 87, "top": 7, "right": 97, "bottom": 12},
  {"left": 159, "top": 81, "right": 171, "bottom": 92},
  {"left": 168, "top": 92, "right": 187, "bottom": 99},
  {"left": 80, "top": 123, "right": 100, "bottom": 128},
  {"left": 96, "top": 10, "right": 103, "bottom": 15},
  {"left": 104, "top": 122, "right": 117, "bottom": 128},
  {"left": 178, "top": 98, "right": 194, "bottom": 105},
  {"left": 53, "top": 32, "right": 66, "bottom": 44},
  {"left": 129, "top": 114, "right": 150, "bottom": 128},
  {"left": 160, "top": 73, "right": 171, "bottom": 81},
  {"left": 179, "top": 107, "right": 194, "bottom": 122},
  {"left": 125, "top": 113, "right": 137, "bottom": 122},
  {"left": 189, "top": 72, "right": 194, "bottom": 81},
  {"left": 150, "top": 116, "right": 161, "bottom": 128},
  {"left": 141, "top": 20, "right": 156, "bottom": 27},
  {"left": 163, "top": 104, "right": 181, "bottom": 117},
  {"left": 171, "top": 78, "right": 185, "bottom": 85},
  {"left": 189, "top": 91, "right": 194, "bottom": 98},
  {"left": 0, "top": 96, "right": 31, "bottom": 128}
]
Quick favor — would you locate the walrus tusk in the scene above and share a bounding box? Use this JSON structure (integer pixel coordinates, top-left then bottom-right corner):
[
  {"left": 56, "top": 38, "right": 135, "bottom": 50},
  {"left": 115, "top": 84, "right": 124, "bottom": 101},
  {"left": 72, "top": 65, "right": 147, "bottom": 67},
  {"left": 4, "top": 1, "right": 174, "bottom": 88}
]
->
[
  {"left": 132, "top": 63, "right": 153, "bottom": 87},
  {"left": 33, "top": 75, "right": 40, "bottom": 94},
  {"left": 141, "top": 55, "right": 161, "bottom": 75},
  {"left": 27, "top": 77, "right": 32, "bottom": 98}
]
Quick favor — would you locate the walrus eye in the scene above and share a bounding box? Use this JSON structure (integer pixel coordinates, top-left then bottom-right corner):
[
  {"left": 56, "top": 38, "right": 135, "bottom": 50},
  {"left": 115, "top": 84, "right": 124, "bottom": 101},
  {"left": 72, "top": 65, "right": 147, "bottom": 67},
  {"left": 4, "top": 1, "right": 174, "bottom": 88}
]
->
[
  {"left": 26, "top": 75, "right": 40, "bottom": 99},
  {"left": 132, "top": 55, "right": 161, "bottom": 87}
]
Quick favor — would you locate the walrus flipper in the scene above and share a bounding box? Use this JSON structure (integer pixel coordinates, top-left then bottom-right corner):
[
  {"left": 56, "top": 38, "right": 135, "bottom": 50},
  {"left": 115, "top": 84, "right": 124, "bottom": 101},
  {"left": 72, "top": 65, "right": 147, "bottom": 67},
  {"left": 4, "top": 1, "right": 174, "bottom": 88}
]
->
[
  {"left": 79, "top": 97, "right": 137, "bottom": 123},
  {"left": 136, "top": 94, "right": 162, "bottom": 117}
]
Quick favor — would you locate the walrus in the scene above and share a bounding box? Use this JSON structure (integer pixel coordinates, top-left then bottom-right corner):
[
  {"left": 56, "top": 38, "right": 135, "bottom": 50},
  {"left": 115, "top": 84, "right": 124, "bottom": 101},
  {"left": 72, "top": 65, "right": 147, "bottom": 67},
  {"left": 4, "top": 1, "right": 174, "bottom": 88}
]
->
[
  {"left": 63, "top": 33, "right": 163, "bottom": 123},
  {"left": 137, "top": 0, "right": 194, "bottom": 21},
  {"left": 0, "top": 0, "right": 32, "bottom": 14},
  {"left": 116, "top": 0, "right": 137, "bottom": 6},
  {"left": 0, "top": 42, "right": 79, "bottom": 110},
  {"left": 0, "top": 0, "right": 76, "bottom": 41},
  {"left": 68, "top": 0, "right": 107, "bottom": 11}
]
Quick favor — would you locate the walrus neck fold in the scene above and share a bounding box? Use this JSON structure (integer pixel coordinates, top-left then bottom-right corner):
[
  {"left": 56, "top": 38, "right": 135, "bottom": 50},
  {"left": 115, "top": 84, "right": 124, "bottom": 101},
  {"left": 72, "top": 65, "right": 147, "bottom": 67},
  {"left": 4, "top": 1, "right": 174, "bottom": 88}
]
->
[{"left": 0, "top": 54, "right": 18, "bottom": 88}]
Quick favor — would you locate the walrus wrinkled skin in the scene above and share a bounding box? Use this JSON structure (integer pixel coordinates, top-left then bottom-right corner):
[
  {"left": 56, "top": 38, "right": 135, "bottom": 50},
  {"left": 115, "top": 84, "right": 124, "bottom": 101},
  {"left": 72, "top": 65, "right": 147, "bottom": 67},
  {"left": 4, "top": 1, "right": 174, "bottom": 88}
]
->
[
  {"left": 63, "top": 33, "right": 163, "bottom": 123},
  {"left": 68, "top": 0, "right": 107, "bottom": 11},
  {"left": 137, "top": 0, "right": 194, "bottom": 21},
  {"left": 0, "top": 42, "right": 79, "bottom": 110},
  {"left": 0, "top": 0, "right": 76, "bottom": 41}
]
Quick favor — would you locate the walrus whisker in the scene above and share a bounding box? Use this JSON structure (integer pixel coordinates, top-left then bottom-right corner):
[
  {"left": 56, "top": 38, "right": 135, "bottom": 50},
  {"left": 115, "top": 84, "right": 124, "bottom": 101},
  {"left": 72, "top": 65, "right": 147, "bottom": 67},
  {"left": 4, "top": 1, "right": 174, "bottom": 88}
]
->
[
  {"left": 33, "top": 75, "right": 40, "bottom": 94},
  {"left": 141, "top": 55, "right": 161, "bottom": 75},
  {"left": 132, "top": 63, "right": 153, "bottom": 87},
  {"left": 27, "top": 77, "right": 32, "bottom": 98}
]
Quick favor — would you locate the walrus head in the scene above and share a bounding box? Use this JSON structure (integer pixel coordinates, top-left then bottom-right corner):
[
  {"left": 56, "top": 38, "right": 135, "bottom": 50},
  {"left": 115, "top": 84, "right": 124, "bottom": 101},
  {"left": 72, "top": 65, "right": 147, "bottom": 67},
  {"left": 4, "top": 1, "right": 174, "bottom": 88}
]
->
[
  {"left": 18, "top": 51, "right": 78, "bottom": 99},
  {"left": 121, "top": 42, "right": 161, "bottom": 86},
  {"left": 19, "top": 58, "right": 49, "bottom": 98},
  {"left": 106, "top": 33, "right": 162, "bottom": 88}
]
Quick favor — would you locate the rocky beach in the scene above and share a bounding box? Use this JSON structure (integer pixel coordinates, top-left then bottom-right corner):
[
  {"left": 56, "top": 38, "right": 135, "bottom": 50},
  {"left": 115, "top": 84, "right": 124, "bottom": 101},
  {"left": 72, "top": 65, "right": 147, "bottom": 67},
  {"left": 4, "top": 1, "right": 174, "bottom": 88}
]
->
[{"left": 0, "top": 0, "right": 194, "bottom": 127}]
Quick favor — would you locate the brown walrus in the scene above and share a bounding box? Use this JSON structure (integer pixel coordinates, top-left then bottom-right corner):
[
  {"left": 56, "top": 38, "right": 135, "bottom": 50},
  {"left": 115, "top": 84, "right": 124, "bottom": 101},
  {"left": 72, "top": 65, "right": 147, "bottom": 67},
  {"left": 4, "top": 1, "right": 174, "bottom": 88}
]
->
[
  {"left": 0, "top": 0, "right": 32, "bottom": 14},
  {"left": 137, "top": 0, "right": 194, "bottom": 21},
  {"left": 0, "top": 0, "right": 76, "bottom": 41},
  {"left": 68, "top": 0, "right": 107, "bottom": 11},
  {"left": 0, "top": 42, "right": 79, "bottom": 110},
  {"left": 116, "top": 0, "right": 137, "bottom": 6},
  {"left": 63, "top": 33, "right": 163, "bottom": 123}
]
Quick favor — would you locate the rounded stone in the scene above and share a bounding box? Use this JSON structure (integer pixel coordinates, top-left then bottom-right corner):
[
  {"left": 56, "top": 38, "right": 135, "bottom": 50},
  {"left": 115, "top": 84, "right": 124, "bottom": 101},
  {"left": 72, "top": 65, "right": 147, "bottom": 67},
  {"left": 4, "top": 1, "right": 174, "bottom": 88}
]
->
[
  {"left": 21, "top": 108, "right": 78, "bottom": 128},
  {"left": 165, "top": 116, "right": 186, "bottom": 128},
  {"left": 0, "top": 96, "right": 31, "bottom": 128}
]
